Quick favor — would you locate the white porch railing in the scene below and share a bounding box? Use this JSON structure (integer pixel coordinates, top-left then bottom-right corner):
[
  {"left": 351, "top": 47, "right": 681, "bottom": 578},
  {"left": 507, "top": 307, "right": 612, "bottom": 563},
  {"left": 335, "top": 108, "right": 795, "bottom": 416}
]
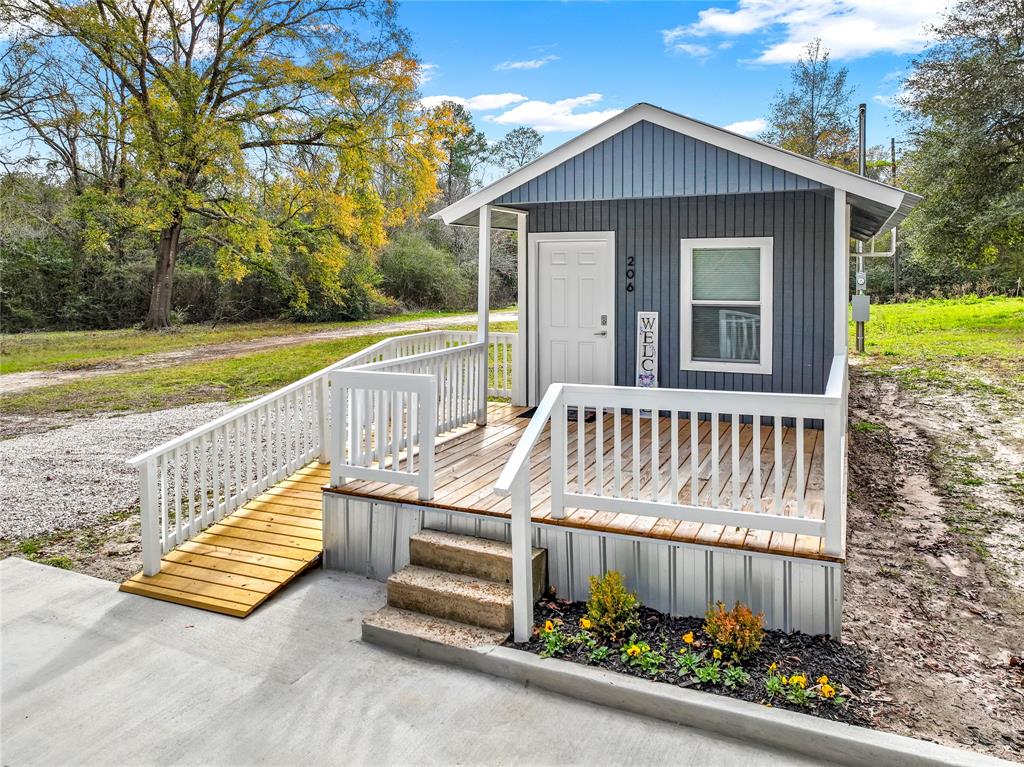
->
[
  {"left": 496, "top": 355, "right": 849, "bottom": 642},
  {"left": 329, "top": 341, "right": 488, "bottom": 498},
  {"left": 128, "top": 328, "right": 517, "bottom": 576}
]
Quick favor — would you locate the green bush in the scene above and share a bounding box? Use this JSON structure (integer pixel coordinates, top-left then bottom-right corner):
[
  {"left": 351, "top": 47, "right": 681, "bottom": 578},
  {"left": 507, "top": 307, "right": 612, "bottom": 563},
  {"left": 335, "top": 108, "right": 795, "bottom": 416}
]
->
[
  {"left": 378, "top": 231, "right": 470, "bottom": 311},
  {"left": 586, "top": 570, "right": 640, "bottom": 640}
]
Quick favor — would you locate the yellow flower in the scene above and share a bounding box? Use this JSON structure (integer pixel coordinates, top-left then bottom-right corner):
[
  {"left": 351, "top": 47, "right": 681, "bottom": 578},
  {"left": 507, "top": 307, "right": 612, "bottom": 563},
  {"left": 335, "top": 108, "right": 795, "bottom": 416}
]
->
[
  {"left": 580, "top": 617, "right": 593, "bottom": 630},
  {"left": 820, "top": 683, "right": 836, "bottom": 699},
  {"left": 817, "top": 675, "right": 829, "bottom": 685},
  {"left": 768, "top": 662, "right": 778, "bottom": 672},
  {"left": 682, "top": 631, "right": 694, "bottom": 645},
  {"left": 789, "top": 674, "right": 807, "bottom": 688},
  {"left": 627, "top": 645, "right": 641, "bottom": 657},
  {"left": 544, "top": 620, "right": 554, "bottom": 633},
  {"left": 781, "top": 676, "right": 788, "bottom": 685},
  {"left": 712, "top": 648, "right": 723, "bottom": 660}
]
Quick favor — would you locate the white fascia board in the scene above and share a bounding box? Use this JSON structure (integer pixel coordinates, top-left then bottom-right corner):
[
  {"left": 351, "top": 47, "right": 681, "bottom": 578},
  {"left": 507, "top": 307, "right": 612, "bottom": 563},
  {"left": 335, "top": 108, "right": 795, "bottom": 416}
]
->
[{"left": 431, "top": 103, "right": 919, "bottom": 225}]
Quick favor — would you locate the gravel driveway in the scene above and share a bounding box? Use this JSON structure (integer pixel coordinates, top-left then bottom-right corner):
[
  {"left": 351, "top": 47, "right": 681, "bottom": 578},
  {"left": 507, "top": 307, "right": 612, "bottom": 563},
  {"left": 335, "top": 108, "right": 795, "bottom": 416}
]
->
[{"left": 0, "top": 401, "right": 234, "bottom": 539}]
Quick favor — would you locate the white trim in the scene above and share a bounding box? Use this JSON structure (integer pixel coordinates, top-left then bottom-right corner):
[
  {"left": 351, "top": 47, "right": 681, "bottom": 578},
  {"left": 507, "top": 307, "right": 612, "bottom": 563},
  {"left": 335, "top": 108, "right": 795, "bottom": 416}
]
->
[
  {"left": 514, "top": 210, "right": 528, "bottom": 406},
  {"left": 679, "top": 236, "right": 773, "bottom": 375},
  {"left": 833, "top": 190, "right": 849, "bottom": 356},
  {"left": 431, "top": 103, "right": 918, "bottom": 228},
  {"left": 527, "top": 231, "right": 616, "bottom": 404}
]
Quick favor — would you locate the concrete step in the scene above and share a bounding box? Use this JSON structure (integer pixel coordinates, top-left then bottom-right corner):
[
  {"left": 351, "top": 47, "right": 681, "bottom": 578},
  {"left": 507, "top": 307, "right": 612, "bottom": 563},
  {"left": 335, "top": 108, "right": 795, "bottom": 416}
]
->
[
  {"left": 409, "top": 530, "right": 546, "bottom": 599},
  {"left": 362, "top": 606, "right": 507, "bottom": 652},
  {"left": 387, "top": 565, "right": 513, "bottom": 632}
]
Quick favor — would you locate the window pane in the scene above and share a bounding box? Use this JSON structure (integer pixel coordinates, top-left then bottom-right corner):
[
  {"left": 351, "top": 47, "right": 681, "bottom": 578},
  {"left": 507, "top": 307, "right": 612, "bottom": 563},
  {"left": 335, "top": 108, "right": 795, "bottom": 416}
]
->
[
  {"left": 692, "top": 306, "right": 761, "bottom": 362},
  {"left": 692, "top": 247, "right": 760, "bottom": 301}
]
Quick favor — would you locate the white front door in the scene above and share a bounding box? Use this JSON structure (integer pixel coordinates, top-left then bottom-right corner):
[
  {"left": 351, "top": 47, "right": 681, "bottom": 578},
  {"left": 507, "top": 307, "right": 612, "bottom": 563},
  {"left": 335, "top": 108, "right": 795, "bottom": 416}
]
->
[{"left": 534, "top": 234, "right": 615, "bottom": 395}]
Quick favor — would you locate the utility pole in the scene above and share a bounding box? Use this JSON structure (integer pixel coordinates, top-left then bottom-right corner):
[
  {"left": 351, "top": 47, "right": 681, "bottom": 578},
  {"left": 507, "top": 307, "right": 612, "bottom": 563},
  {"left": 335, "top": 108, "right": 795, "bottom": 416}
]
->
[
  {"left": 855, "top": 103, "right": 866, "bottom": 354},
  {"left": 891, "top": 137, "right": 899, "bottom": 298}
]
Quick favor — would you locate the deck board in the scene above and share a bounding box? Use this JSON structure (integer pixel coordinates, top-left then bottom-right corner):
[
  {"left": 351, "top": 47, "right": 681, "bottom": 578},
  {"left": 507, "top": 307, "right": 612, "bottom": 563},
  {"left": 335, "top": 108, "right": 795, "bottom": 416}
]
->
[
  {"left": 120, "top": 462, "right": 326, "bottom": 617},
  {"left": 331, "top": 403, "right": 840, "bottom": 563}
]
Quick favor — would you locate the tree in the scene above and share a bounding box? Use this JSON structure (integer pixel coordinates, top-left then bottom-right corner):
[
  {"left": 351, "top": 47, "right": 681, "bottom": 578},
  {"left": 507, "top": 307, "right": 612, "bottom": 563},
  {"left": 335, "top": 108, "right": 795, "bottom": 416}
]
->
[
  {"left": 760, "top": 39, "right": 857, "bottom": 169},
  {"left": 1, "top": 0, "right": 441, "bottom": 328},
  {"left": 491, "top": 126, "right": 542, "bottom": 173},
  {"left": 431, "top": 100, "right": 489, "bottom": 206},
  {"left": 899, "top": 0, "right": 1024, "bottom": 289}
]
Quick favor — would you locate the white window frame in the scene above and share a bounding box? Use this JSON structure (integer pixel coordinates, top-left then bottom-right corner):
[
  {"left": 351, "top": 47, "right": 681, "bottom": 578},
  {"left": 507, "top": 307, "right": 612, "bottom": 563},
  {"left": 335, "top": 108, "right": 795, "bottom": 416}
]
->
[{"left": 680, "top": 236, "right": 773, "bottom": 375}]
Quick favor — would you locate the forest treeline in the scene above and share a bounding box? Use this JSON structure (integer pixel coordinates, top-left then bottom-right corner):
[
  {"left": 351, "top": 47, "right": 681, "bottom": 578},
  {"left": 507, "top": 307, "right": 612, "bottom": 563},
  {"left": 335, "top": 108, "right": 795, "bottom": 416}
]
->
[{"left": 0, "top": 0, "right": 1020, "bottom": 333}]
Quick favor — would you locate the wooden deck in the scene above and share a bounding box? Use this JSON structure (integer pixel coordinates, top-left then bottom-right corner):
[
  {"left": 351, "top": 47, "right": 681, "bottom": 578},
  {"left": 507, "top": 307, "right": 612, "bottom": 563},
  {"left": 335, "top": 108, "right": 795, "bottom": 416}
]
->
[
  {"left": 120, "top": 462, "right": 328, "bottom": 617},
  {"left": 331, "top": 403, "right": 839, "bottom": 563}
]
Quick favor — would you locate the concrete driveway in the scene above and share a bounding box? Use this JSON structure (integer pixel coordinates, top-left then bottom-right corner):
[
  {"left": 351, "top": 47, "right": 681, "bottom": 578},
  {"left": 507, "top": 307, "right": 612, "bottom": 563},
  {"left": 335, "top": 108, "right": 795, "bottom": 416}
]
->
[{"left": 1, "top": 558, "right": 830, "bottom": 766}]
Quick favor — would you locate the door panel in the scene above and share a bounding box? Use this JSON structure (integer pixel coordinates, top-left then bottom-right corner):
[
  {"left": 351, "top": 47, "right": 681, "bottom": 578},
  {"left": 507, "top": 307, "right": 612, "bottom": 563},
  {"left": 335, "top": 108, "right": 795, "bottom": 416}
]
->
[{"left": 537, "top": 237, "right": 614, "bottom": 393}]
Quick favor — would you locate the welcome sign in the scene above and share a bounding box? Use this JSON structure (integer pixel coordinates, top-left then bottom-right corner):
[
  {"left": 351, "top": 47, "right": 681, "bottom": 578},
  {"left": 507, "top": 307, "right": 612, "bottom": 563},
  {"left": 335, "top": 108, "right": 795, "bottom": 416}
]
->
[{"left": 636, "top": 311, "right": 659, "bottom": 388}]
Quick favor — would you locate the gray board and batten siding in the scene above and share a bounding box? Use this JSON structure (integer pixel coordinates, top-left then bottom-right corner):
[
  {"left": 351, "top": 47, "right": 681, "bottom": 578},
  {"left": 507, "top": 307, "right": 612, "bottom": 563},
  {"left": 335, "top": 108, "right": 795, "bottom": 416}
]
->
[
  {"left": 525, "top": 192, "right": 836, "bottom": 396},
  {"left": 495, "top": 120, "right": 825, "bottom": 206}
]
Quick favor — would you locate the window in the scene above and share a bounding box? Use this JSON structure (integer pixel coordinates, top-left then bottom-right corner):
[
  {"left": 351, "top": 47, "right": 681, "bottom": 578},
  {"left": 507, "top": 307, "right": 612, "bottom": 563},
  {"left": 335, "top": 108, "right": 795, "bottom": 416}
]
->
[{"left": 680, "top": 237, "right": 773, "bottom": 374}]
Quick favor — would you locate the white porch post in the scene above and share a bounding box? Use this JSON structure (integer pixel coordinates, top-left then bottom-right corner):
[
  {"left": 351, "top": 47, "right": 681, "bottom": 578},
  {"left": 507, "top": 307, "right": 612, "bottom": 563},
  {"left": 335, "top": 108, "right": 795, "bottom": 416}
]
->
[
  {"left": 477, "top": 204, "right": 491, "bottom": 425},
  {"left": 833, "top": 188, "right": 849, "bottom": 355},
  {"left": 513, "top": 211, "right": 527, "bottom": 406}
]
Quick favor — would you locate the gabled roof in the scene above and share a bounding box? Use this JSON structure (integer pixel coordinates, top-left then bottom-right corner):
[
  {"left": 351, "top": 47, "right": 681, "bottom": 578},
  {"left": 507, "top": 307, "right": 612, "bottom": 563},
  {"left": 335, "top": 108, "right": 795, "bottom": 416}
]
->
[{"left": 431, "top": 103, "right": 921, "bottom": 240}]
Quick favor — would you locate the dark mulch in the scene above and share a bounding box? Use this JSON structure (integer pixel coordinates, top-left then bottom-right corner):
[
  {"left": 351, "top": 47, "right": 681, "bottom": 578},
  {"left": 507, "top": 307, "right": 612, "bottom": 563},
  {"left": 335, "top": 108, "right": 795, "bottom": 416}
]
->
[{"left": 506, "top": 598, "right": 879, "bottom": 726}]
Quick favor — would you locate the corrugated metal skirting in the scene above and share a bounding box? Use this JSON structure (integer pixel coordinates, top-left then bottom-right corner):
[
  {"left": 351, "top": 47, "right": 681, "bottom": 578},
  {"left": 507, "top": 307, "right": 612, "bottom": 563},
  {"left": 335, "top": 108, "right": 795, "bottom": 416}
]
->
[{"left": 323, "top": 494, "right": 843, "bottom": 638}]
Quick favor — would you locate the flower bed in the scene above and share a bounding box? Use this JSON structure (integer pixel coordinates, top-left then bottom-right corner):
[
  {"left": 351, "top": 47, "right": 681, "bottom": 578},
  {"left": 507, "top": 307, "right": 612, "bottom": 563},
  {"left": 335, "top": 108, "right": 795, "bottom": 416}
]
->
[{"left": 507, "top": 595, "right": 877, "bottom": 726}]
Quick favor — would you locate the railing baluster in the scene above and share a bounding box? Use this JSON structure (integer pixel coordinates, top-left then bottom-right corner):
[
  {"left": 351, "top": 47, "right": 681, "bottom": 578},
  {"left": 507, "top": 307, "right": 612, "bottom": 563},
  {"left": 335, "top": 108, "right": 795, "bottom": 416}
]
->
[
  {"left": 199, "top": 432, "right": 209, "bottom": 527},
  {"left": 650, "top": 409, "right": 660, "bottom": 502},
  {"left": 711, "top": 412, "right": 720, "bottom": 508},
  {"left": 595, "top": 406, "right": 604, "bottom": 496},
  {"left": 752, "top": 413, "right": 762, "bottom": 512},
  {"left": 576, "top": 401, "right": 585, "bottom": 494},
  {"left": 731, "top": 415, "right": 740, "bottom": 510},
  {"left": 671, "top": 410, "right": 680, "bottom": 504},
  {"left": 774, "top": 417, "right": 783, "bottom": 514},
  {"left": 631, "top": 407, "right": 640, "bottom": 500},
  {"left": 187, "top": 442, "right": 196, "bottom": 536},
  {"left": 173, "top": 447, "right": 182, "bottom": 548},
  {"left": 613, "top": 407, "right": 622, "bottom": 497},
  {"left": 690, "top": 413, "right": 699, "bottom": 506},
  {"left": 796, "top": 417, "right": 806, "bottom": 518}
]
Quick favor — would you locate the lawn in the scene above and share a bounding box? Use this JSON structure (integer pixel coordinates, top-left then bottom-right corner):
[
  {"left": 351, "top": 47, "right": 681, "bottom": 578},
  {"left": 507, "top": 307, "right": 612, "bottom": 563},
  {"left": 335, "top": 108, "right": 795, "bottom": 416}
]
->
[
  {"left": 0, "top": 310, "right": 482, "bottom": 375},
  {"left": 1, "top": 320, "right": 519, "bottom": 417},
  {"left": 853, "top": 296, "right": 1024, "bottom": 391}
]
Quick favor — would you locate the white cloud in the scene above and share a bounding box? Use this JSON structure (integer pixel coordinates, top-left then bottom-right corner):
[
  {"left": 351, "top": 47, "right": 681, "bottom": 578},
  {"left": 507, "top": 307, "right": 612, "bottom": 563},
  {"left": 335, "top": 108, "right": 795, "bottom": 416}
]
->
[
  {"left": 724, "top": 118, "right": 767, "bottom": 136},
  {"left": 420, "top": 93, "right": 528, "bottom": 111},
  {"left": 416, "top": 63, "right": 438, "bottom": 85},
  {"left": 488, "top": 94, "right": 622, "bottom": 133},
  {"left": 668, "top": 43, "right": 712, "bottom": 58},
  {"left": 662, "top": 0, "right": 951, "bottom": 63},
  {"left": 872, "top": 89, "right": 908, "bottom": 108},
  {"left": 494, "top": 55, "right": 559, "bottom": 71}
]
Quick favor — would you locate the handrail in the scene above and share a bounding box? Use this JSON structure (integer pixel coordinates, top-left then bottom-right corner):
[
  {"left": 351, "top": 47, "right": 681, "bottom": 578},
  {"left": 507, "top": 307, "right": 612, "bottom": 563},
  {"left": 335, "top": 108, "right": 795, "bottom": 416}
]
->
[
  {"left": 494, "top": 382, "right": 564, "bottom": 496},
  {"left": 125, "top": 328, "right": 493, "bottom": 466}
]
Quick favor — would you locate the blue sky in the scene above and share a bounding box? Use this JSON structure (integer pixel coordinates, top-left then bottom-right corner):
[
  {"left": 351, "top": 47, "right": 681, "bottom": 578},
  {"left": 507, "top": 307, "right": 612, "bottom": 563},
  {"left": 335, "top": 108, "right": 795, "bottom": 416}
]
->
[{"left": 404, "top": 0, "right": 949, "bottom": 155}]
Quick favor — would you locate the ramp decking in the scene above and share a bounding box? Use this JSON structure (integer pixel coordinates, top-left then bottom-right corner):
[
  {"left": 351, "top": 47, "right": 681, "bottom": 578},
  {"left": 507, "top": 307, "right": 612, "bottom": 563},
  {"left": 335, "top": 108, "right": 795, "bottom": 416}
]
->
[{"left": 120, "top": 462, "right": 329, "bottom": 617}]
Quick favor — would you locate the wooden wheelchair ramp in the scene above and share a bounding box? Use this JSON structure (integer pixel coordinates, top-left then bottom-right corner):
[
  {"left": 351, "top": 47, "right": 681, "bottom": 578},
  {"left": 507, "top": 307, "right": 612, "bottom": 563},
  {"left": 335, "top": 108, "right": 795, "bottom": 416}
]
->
[{"left": 120, "top": 462, "right": 329, "bottom": 617}]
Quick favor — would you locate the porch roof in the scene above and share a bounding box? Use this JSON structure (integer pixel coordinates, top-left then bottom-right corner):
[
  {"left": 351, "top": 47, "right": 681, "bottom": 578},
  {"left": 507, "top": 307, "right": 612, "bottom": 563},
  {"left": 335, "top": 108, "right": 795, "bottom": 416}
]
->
[{"left": 431, "top": 103, "right": 922, "bottom": 241}]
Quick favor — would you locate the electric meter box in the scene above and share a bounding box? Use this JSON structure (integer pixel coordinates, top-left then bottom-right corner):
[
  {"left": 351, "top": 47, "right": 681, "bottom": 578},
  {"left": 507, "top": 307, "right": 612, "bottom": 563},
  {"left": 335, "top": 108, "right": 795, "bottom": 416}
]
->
[{"left": 852, "top": 294, "right": 870, "bottom": 322}]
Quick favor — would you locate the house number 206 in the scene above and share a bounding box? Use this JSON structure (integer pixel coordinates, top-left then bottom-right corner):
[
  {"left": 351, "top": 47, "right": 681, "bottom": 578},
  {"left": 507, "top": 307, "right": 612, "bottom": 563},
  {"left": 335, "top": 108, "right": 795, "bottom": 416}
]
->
[{"left": 625, "top": 254, "right": 635, "bottom": 292}]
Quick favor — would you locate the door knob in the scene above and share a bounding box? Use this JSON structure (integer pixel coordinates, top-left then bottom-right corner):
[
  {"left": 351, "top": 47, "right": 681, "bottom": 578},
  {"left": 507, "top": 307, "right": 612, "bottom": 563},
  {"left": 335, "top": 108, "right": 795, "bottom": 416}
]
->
[{"left": 594, "top": 331, "right": 608, "bottom": 336}]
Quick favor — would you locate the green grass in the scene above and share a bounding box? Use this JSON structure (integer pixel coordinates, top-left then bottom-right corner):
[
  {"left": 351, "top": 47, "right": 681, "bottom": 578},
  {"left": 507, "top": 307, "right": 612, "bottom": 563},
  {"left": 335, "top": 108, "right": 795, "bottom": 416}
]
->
[
  {"left": 0, "top": 310, "right": 491, "bottom": 375},
  {"left": 0, "top": 321, "right": 520, "bottom": 417},
  {"left": 854, "top": 296, "right": 1024, "bottom": 363},
  {"left": 854, "top": 297, "right": 1024, "bottom": 391}
]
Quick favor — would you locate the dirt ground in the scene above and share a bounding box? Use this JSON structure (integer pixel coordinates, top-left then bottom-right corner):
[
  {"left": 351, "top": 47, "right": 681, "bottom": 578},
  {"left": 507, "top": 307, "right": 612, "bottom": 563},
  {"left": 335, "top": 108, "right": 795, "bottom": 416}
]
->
[
  {"left": 0, "top": 311, "right": 516, "bottom": 395},
  {"left": 843, "top": 364, "right": 1024, "bottom": 762}
]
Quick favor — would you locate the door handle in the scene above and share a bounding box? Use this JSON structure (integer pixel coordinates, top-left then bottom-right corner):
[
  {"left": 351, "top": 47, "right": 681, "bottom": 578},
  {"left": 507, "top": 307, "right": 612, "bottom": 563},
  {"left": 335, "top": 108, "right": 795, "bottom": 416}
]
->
[{"left": 594, "top": 331, "right": 608, "bottom": 336}]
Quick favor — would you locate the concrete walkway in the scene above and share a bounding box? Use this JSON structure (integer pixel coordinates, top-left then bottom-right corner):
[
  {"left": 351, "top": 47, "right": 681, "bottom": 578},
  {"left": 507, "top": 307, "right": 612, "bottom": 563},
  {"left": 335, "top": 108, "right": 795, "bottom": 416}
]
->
[{"left": 1, "top": 558, "right": 832, "bottom": 766}]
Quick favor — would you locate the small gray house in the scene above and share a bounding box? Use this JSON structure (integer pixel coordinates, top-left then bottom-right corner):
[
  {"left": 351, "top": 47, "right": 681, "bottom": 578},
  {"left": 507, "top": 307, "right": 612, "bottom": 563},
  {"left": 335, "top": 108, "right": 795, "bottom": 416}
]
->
[{"left": 125, "top": 103, "right": 921, "bottom": 645}]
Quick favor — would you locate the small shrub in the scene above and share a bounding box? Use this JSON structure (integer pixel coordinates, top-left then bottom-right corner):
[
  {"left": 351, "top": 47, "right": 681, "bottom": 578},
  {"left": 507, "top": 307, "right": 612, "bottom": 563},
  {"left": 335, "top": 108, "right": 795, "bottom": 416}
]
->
[
  {"left": 722, "top": 665, "right": 751, "bottom": 689},
  {"left": 703, "top": 601, "right": 764, "bottom": 661},
  {"left": 586, "top": 570, "right": 639, "bottom": 639},
  {"left": 694, "top": 658, "right": 722, "bottom": 685}
]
